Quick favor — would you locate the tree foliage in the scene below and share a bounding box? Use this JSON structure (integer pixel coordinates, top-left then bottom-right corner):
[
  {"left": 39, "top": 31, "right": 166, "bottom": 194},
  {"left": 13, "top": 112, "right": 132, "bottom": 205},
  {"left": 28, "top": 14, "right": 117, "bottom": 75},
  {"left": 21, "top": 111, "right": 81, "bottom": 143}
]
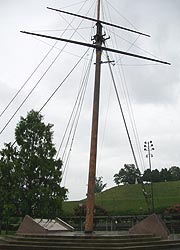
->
[
  {"left": 114, "top": 164, "right": 141, "bottom": 185},
  {"left": 169, "top": 166, "right": 180, "bottom": 181},
  {"left": 0, "top": 110, "right": 67, "bottom": 220},
  {"left": 114, "top": 164, "right": 180, "bottom": 186},
  {"left": 95, "top": 176, "right": 107, "bottom": 193}
]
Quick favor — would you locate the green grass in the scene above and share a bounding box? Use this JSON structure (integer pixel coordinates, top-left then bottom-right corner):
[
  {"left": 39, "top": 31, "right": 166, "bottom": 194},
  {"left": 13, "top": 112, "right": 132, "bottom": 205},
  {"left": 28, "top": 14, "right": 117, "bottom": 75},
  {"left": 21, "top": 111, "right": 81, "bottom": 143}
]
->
[{"left": 62, "top": 181, "right": 180, "bottom": 216}]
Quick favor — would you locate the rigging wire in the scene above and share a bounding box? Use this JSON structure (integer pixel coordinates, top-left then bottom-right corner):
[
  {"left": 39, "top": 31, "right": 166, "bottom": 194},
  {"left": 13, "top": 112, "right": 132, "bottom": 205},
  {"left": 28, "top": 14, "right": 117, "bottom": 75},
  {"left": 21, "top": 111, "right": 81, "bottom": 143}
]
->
[
  {"left": 0, "top": 0, "right": 95, "bottom": 135},
  {"left": 103, "top": 2, "right": 152, "bottom": 211},
  {"left": 61, "top": 0, "right": 90, "bottom": 10},
  {"left": 104, "top": 0, "right": 138, "bottom": 30},
  {"left": 115, "top": 64, "right": 146, "bottom": 172},
  {"left": 95, "top": 4, "right": 144, "bottom": 196},
  {"left": 107, "top": 28, "right": 162, "bottom": 63},
  {"left": 62, "top": 70, "right": 89, "bottom": 183},
  {"left": 103, "top": 4, "right": 146, "bottom": 172},
  {"left": 31, "top": 36, "right": 91, "bottom": 60},
  {"left": 56, "top": 49, "right": 94, "bottom": 160},
  {"left": 31, "top": 27, "right": 92, "bottom": 33},
  {"left": 114, "top": 62, "right": 151, "bottom": 210},
  {"left": 0, "top": 41, "right": 55, "bottom": 120},
  {"left": 57, "top": 13, "right": 89, "bottom": 43},
  {"left": 116, "top": 35, "right": 140, "bottom": 62},
  {"left": 115, "top": 66, "right": 146, "bottom": 172},
  {"left": 105, "top": 51, "right": 139, "bottom": 169},
  {"left": 113, "top": 40, "right": 146, "bottom": 171},
  {"left": 0, "top": 0, "right": 89, "bottom": 121},
  {"left": 62, "top": 80, "right": 87, "bottom": 184},
  {"left": 55, "top": 51, "right": 90, "bottom": 159},
  {"left": 39, "top": 48, "right": 91, "bottom": 114},
  {"left": 102, "top": 2, "right": 143, "bottom": 170},
  {"left": 10, "top": 48, "right": 90, "bottom": 147},
  {"left": 103, "top": 1, "right": 163, "bottom": 62},
  {"left": 96, "top": 2, "right": 112, "bottom": 176},
  {"left": 61, "top": 51, "right": 92, "bottom": 162},
  {"left": 106, "top": 50, "right": 151, "bottom": 212},
  {"left": 111, "top": 35, "right": 146, "bottom": 172},
  {"left": 61, "top": 50, "right": 94, "bottom": 184}
]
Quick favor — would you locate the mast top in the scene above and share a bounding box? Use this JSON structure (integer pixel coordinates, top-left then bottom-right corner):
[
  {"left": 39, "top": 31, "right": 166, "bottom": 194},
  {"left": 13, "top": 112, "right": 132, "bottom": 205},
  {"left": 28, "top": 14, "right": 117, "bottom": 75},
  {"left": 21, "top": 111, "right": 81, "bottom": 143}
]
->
[{"left": 97, "top": 0, "right": 101, "bottom": 21}]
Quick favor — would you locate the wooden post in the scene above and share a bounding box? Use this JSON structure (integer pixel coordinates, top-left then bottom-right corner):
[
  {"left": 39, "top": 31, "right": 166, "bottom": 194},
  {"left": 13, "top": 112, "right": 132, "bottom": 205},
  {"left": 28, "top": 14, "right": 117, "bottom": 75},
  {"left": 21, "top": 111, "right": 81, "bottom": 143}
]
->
[{"left": 85, "top": 0, "right": 102, "bottom": 233}]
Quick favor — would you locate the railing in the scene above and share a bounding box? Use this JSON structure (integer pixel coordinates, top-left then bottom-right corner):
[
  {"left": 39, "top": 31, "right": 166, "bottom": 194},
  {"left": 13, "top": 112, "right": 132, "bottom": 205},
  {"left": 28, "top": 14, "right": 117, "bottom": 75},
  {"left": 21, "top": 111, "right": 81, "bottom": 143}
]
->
[{"left": 61, "top": 215, "right": 147, "bottom": 231}]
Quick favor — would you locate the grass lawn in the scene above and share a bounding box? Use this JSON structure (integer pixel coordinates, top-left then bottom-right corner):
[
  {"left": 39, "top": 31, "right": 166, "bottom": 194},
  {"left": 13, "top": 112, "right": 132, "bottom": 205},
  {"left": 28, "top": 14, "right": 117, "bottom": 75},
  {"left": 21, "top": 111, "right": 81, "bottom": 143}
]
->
[{"left": 62, "top": 181, "right": 180, "bottom": 216}]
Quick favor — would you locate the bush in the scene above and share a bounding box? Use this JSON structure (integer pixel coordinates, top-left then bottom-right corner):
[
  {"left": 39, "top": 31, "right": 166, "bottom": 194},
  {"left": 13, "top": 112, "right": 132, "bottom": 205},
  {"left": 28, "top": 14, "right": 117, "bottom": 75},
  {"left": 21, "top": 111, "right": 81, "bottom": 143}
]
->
[{"left": 164, "top": 204, "right": 180, "bottom": 214}]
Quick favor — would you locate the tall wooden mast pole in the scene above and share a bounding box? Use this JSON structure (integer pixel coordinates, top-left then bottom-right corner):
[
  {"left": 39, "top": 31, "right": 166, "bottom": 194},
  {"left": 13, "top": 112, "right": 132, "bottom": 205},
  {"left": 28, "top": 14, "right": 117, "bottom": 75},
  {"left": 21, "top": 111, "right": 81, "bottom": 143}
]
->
[
  {"left": 20, "top": 1, "right": 170, "bottom": 234},
  {"left": 85, "top": 0, "right": 102, "bottom": 233}
]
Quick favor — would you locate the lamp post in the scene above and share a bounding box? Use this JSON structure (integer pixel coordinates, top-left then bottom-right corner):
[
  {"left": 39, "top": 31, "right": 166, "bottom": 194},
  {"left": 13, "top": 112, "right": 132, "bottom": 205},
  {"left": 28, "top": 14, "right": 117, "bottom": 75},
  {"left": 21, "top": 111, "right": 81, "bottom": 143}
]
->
[
  {"left": 79, "top": 203, "right": 83, "bottom": 231},
  {"left": 144, "top": 141, "right": 155, "bottom": 213}
]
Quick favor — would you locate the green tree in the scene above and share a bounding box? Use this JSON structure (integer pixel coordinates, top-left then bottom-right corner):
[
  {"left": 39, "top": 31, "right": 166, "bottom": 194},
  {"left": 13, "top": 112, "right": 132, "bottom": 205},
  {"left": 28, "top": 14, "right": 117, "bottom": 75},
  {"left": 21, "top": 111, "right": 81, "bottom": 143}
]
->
[
  {"left": 114, "top": 164, "right": 141, "bottom": 185},
  {"left": 142, "top": 169, "right": 151, "bottom": 182},
  {"left": 143, "top": 169, "right": 161, "bottom": 183},
  {"left": 113, "top": 168, "right": 126, "bottom": 186},
  {"left": 0, "top": 143, "right": 18, "bottom": 231},
  {"left": 95, "top": 176, "right": 107, "bottom": 193},
  {"left": 0, "top": 110, "right": 67, "bottom": 219},
  {"left": 152, "top": 169, "right": 161, "bottom": 182},
  {"left": 169, "top": 166, "right": 180, "bottom": 181},
  {"left": 160, "top": 168, "right": 171, "bottom": 182}
]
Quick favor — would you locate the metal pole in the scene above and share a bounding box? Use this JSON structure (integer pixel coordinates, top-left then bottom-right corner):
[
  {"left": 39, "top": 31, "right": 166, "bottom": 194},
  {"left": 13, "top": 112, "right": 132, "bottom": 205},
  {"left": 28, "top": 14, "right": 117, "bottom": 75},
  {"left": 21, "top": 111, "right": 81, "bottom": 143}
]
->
[
  {"left": 147, "top": 142, "right": 155, "bottom": 213},
  {"left": 147, "top": 141, "right": 154, "bottom": 213},
  {"left": 85, "top": 0, "right": 102, "bottom": 233}
]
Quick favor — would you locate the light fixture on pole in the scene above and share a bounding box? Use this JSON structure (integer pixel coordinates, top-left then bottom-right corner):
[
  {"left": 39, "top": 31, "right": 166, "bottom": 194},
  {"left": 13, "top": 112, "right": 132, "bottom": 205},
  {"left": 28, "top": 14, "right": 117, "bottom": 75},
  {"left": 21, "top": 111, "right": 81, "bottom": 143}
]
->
[{"left": 144, "top": 141, "right": 155, "bottom": 213}]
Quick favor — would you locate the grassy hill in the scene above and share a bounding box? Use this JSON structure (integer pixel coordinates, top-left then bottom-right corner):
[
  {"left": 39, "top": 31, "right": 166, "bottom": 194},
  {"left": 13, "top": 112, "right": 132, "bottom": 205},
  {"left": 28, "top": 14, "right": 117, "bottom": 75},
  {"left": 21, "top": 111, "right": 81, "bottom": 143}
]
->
[{"left": 62, "top": 181, "right": 180, "bottom": 216}]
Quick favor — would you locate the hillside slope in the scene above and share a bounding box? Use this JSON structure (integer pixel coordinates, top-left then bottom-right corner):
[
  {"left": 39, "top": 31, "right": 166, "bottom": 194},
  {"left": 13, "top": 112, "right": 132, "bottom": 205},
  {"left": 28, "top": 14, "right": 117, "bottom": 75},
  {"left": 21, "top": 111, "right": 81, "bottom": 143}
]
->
[{"left": 62, "top": 181, "right": 180, "bottom": 216}]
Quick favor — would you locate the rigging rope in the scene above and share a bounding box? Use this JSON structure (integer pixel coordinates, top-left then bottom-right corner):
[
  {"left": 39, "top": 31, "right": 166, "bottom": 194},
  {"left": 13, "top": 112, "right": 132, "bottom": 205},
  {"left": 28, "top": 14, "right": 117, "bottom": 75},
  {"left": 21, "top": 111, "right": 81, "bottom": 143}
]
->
[
  {"left": 56, "top": 50, "right": 93, "bottom": 160},
  {"left": 112, "top": 37, "right": 146, "bottom": 171},
  {"left": 102, "top": 3, "right": 144, "bottom": 170},
  {"left": 60, "top": 50, "right": 94, "bottom": 184},
  {"left": 0, "top": 0, "right": 95, "bottom": 135},
  {"left": 105, "top": 0, "right": 138, "bottom": 30},
  {"left": 103, "top": 0, "right": 163, "bottom": 62},
  {"left": 108, "top": 29, "right": 161, "bottom": 63},
  {"left": 115, "top": 64, "right": 146, "bottom": 172},
  {"left": 57, "top": 12, "right": 89, "bottom": 43},
  {"left": 105, "top": 51, "right": 139, "bottom": 169},
  {"left": 39, "top": 48, "right": 91, "bottom": 113},
  {"left": 102, "top": 3, "right": 151, "bottom": 211},
  {"left": 31, "top": 27, "right": 92, "bottom": 33},
  {"left": 102, "top": 4, "right": 146, "bottom": 172},
  {"left": 31, "top": 36, "right": 92, "bottom": 60},
  {"left": 10, "top": 48, "right": 90, "bottom": 147},
  {"left": 0, "top": 41, "right": 55, "bottom": 120},
  {"left": 107, "top": 27, "right": 145, "bottom": 172},
  {"left": 0, "top": 0, "right": 89, "bottom": 121},
  {"left": 106, "top": 50, "right": 151, "bottom": 212},
  {"left": 61, "top": 0, "right": 90, "bottom": 10},
  {"left": 60, "top": 50, "right": 92, "bottom": 161}
]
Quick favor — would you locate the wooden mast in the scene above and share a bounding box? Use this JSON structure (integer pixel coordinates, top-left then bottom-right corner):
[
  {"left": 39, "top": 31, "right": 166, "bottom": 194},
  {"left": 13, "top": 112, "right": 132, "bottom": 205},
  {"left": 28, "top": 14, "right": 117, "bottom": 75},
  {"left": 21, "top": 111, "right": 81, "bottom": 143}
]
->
[
  {"left": 20, "top": 0, "right": 170, "bottom": 234},
  {"left": 84, "top": 0, "right": 102, "bottom": 233}
]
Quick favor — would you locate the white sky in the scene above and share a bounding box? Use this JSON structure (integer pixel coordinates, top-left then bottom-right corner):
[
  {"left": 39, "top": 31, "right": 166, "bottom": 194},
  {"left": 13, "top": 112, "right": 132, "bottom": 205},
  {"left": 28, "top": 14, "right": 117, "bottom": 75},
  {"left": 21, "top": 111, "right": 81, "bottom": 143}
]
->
[{"left": 0, "top": 0, "right": 180, "bottom": 200}]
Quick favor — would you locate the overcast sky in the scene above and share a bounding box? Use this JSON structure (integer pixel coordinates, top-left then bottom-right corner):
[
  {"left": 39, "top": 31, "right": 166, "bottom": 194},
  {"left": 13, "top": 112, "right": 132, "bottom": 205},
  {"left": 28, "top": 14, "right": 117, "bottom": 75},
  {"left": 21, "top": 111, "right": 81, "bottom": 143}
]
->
[{"left": 0, "top": 0, "right": 180, "bottom": 201}]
